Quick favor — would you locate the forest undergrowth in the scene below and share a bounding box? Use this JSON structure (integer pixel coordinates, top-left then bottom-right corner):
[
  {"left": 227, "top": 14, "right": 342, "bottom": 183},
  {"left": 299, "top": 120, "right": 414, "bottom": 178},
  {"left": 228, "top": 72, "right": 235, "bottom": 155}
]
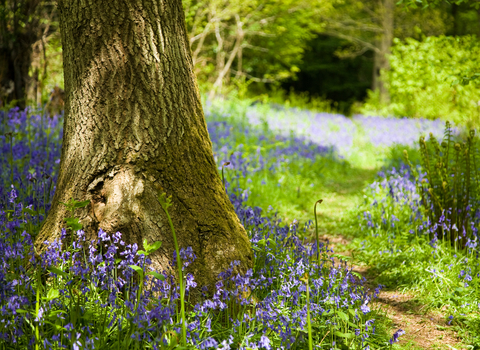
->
[{"left": 0, "top": 97, "right": 479, "bottom": 349}]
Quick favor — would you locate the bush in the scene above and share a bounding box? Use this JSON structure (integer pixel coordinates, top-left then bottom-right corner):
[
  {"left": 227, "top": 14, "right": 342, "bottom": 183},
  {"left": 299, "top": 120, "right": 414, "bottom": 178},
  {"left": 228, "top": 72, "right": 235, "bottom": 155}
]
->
[{"left": 361, "top": 35, "right": 480, "bottom": 127}]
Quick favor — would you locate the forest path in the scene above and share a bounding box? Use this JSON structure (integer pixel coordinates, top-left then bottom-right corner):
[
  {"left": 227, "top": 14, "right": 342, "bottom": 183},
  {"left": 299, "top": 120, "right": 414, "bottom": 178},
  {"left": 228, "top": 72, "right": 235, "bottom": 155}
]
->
[{"left": 311, "top": 166, "right": 467, "bottom": 350}]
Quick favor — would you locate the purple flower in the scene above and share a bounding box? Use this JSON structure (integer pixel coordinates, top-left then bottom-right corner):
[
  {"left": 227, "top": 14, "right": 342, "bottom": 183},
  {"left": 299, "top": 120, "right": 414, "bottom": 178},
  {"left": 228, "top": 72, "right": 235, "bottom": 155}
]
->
[
  {"left": 9, "top": 185, "right": 17, "bottom": 203},
  {"left": 365, "top": 319, "right": 375, "bottom": 332},
  {"left": 389, "top": 329, "right": 405, "bottom": 344},
  {"left": 259, "top": 335, "right": 271, "bottom": 350},
  {"left": 200, "top": 337, "right": 218, "bottom": 349},
  {"left": 360, "top": 302, "right": 370, "bottom": 315},
  {"left": 98, "top": 228, "right": 110, "bottom": 242},
  {"left": 447, "top": 315, "right": 453, "bottom": 325}
]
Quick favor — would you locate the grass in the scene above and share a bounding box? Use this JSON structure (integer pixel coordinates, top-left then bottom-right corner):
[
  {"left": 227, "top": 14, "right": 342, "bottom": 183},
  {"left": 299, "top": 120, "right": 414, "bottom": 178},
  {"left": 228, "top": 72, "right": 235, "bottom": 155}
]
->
[{"left": 1, "top": 95, "right": 478, "bottom": 349}]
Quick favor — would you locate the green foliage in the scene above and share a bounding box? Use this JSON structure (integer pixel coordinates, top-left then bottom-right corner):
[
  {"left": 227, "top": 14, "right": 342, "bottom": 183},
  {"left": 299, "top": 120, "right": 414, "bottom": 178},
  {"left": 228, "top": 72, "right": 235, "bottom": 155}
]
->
[
  {"left": 405, "top": 122, "right": 480, "bottom": 248},
  {"left": 251, "top": 87, "right": 336, "bottom": 114},
  {"left": 280, "top": 35, "right": 373, "bottom": 115},
  {"left": 397, "top": 0, "right": 479, "bottom": 10},
  {"left": 361, "top": 35, "right": 480, "bottom": 127},
  {"left": 183, "top": 0, "right": 331, "bottom": 92},
  {"left": 60, "top": 198, "right": 90, "bottom": 232}
]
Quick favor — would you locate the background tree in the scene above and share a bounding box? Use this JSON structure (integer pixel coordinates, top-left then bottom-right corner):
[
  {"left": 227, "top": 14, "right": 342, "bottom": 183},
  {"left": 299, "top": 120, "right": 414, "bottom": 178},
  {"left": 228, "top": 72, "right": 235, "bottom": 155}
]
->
[
  {"left": 317, "top": 0, "right": 452, "bottom": 103},
  {"left": 35, "top": 0, "right": 253, "bottom": 290},
  {"left": 281, "top": 0, "right": 463, "bottom": 113},
  {"left": 0, "top": 0, "right": 58, "bottom": 107},
  {"left": 183, "top": 0, "right": 330, "bottom": 96}
]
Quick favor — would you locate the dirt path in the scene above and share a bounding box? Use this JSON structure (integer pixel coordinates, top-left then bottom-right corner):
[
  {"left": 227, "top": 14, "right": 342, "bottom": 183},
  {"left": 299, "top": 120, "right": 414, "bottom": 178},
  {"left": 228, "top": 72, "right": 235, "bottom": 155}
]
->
[
  {"left": 306, "top": 164, "right": 466, "bottom": 349},
  {"left": 322, "top": 234, "right": 466, "bottom": 350}
]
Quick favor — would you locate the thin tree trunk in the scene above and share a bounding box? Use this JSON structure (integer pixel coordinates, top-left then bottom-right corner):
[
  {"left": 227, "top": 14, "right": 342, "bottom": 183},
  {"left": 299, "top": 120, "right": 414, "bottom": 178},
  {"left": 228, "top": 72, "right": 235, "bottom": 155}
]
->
[
  {"left": 211, "top": 16, "right": 244, "bottom": 97},
  {"left": 36, "top": 0, "right": 253, "bottom": 291},
  {"left": 3, "top": 35, "right": 33, "bottom": 108},
  {"left": 372, "top": 0, "right": 393, "bottom": 104},
  {"left": 452, "top": 4, "right": 459, "bottom": 36},
  {"left": 0, "top": 0, "right": 45, "bottom": 108}
]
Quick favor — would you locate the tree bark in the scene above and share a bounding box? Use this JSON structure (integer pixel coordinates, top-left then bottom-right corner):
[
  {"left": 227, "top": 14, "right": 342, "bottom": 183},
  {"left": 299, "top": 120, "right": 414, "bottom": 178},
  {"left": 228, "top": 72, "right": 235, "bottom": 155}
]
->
[
  {"left": 36, "top": 0, "right": 253, "bottom": 291},
  {"left": 372, "top": 0, "right": 393, "bottom": 103}
]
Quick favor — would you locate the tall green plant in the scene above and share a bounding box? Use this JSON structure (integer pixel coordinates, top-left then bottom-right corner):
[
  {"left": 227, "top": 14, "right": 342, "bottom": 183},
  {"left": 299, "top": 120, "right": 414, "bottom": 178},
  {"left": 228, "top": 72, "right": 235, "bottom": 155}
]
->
[
  {"left": 158, "top": 193, "right": 187, "bottom": 347},
  {"left": 406, "top": 121, "right": 480, "bottom": 248}
]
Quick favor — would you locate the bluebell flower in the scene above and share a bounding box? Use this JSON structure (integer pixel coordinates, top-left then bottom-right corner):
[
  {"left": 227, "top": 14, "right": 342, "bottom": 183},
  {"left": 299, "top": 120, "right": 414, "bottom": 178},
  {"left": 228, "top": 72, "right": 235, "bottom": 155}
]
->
[
  {"left": 360, "top": 302, "right": 370, "bottom": 315},
  {"left": 258, "top": 335, "right": 271, "bottom": 349},
  {"left": 389, "top": 329, "right": 405, "bottom": 344}
]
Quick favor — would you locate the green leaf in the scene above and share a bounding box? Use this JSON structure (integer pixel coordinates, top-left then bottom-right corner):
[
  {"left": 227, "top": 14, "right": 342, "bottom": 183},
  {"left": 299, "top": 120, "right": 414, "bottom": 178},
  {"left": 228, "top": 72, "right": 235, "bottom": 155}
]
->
[
  {"left": 351, "top": 271, "right": 362, "bottom": 279},
  {"left": 43, "top": 320, "right": 67, "bottom": 331},
  {"left": 129, "top": 265, "right": 144, "bottom": 279},
  {"left": 334, "top": 331, "right": 354, "bottom": 339},
  {"left": 47, "top": 266, "right": 68, "bottom": 277},
  {"left": 257, "top": 239, "right": 266, "bottom": 247},
  {"left": 267, "top": 238, "right": 277, "bottom": 249},
  {"left": 16, "top": 309, "right": 28, "bottom": 314},
  {"left": 146, "top": 271, "right": 165, "bottom": 281},
  {"left": 332, "top": 254, "right": 351, "bottom": 261},
  {"left": 347, "top": 321, "right": 359, "bottom": 329},
  {"left": 23, "top": 208, "right": 37, "bottom": 216},
  {"left": 158, "top": 193, "right": 173, "bottom": 210},
  {"left": 45, "top": 288, "right": 60, "bottom": 300},
  {"left": 149, "top": 240, "right": 162, "bottom": 252},
  {"left": 73, "top": 200, "right": 90, "bottom": 208},
  {"left": 337, "top": 311, "right": 349, "bottom": 323},
  {"left": 65, "top": 217, "right": 82, "bottom": 231},
  {"left": 48, "top": 310, "right": 66, "bottom": 316},
  {"left": 137, "top": 250, "right": 148, "bottom": 256},
  {"left": 143, "top": 239, "right": 150, "bottom": 251}
]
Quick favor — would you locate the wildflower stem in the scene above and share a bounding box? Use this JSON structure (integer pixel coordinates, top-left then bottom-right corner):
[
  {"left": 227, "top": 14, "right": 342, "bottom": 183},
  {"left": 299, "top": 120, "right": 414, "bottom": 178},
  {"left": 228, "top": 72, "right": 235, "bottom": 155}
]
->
[
  {"left": 35, "top": 269, "right": 41, "bottom": 350},
  {"left": 160, "top": 194, "right": 187, "bottom": 346},
  {"left": 222, "top": 162, "right": 231, "bottom": 191},
  {"left": 305, "top": 276, "right": 313, "bottom": 350},
  {"left": 319, "top": 330, "right": 330, "bottom": 346},
  {"left": 314, "top": 199, "right": 323, "bottom": 261}
]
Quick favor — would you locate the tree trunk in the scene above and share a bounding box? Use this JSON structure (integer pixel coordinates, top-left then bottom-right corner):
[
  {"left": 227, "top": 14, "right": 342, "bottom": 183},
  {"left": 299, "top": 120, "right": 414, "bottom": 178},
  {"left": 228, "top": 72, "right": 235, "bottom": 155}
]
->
[
  {"left": 0, "top": 0, "right": 45, "bottom": 108},
  {"left": 0, "top": 34, "right": 33, "bottom": 108},
  {"left": 372, "top": 0, "right": 394, "bottom": 104},
  {"left": 11, "top": 34, "right": 34, "bottom": 108},
  {"left": 451, "top": 4, "right": 459, "bottom": 36},
  {"left": 36, "top": 0, "right": 253, "bottom": 291}
]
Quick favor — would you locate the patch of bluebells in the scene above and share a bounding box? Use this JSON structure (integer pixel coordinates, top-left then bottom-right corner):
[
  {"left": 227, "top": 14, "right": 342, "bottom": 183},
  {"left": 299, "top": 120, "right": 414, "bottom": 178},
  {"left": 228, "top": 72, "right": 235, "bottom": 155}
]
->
[
  {"left": 0, "top": 182, "right": 382, "bottom": 349},
  {"left": 207, "top": 120, "right": 335, "bottom": 178},
  {"left": 235, "top": 102, "right": 452, "bottom": 156},
  {"left": 0, "top": 106, "right": 385, "bottom": 349},
  {"left": 359, "top": 164, "right": 480, "bottom": 337},
  {"left": 1, "top": 107, "right": 62, "bottom": 237},
  {"left": 353, "top": 115, "right": 452, "bottom": 148}
]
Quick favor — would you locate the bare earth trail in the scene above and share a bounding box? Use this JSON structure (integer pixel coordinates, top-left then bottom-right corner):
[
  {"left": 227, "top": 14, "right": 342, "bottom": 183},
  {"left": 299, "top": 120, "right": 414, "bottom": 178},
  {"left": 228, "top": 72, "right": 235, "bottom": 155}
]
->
[{"left": 313, "top": 167, "right": 467, "bottom": 350}]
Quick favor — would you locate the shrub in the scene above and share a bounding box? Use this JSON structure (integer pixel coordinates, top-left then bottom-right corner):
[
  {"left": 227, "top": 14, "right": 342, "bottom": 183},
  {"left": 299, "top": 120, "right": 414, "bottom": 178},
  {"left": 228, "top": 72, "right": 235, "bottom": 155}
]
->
[
  {"left": 361, "top": 35, "right": 480, "bottom": 127},
  {"left": 405, "top": 121, "right": 480, "bottom": 249}
]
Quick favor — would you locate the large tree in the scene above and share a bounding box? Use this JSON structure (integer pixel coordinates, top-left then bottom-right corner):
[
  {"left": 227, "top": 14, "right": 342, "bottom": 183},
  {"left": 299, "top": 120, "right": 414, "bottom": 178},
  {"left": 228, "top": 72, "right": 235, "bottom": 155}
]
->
[{"left": 35, "top": 0, "right": 253, "bottom": 290}]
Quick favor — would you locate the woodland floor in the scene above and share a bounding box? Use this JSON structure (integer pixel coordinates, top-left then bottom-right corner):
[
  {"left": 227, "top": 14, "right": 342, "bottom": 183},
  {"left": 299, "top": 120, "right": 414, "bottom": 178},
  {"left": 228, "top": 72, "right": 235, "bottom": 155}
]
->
[{"left": 312, "top": 165, "right": 468, "bottom": 350}]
